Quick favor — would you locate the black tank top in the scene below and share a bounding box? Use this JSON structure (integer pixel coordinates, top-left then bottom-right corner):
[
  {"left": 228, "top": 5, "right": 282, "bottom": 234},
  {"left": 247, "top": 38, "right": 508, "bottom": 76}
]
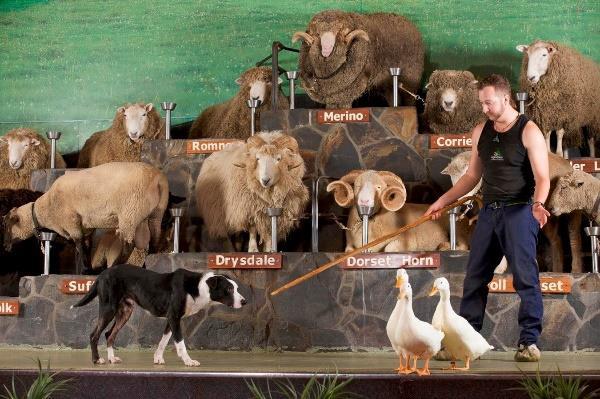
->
[{"left": 477, "top": 114, "right": 535, "bottom": 204}]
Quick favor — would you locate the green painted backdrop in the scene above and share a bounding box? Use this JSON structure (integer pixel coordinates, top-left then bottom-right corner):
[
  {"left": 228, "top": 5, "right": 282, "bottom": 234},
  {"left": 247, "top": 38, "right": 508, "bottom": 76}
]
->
[{"left": 0, "top": 0, "right": 598, "bottom": 153}]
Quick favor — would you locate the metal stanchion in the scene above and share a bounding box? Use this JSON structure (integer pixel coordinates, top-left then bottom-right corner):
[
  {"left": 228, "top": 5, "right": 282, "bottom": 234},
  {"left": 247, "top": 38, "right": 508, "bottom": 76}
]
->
[
  {"left": 161, "top": 102, "right": 176, "bottom": 140},
  {"left": 389, "top": 68, "right": 402, "bottom": 107},
  {"left": 286, "top": 71, "right": 299, "bottom": 110},
  {"left": 357, "top": 205, "right": 374, "bottom": 252},
  {"left": 584, "top": 226, "right": 599, "bottom": 273},
  {"left": 449, "top": 206, "right": 459, "bottom": 250},
  {"left": 247, "top": 99, "right": 262, "bottom": 136},
  {"left": 170, "top": 208, "right": 184, "bottom": 253},
  {"left": 40, "top": 232, "right": 56, "bottom": 275},
  {"left": 516, "top": 92, "right": 528, "bottom": 115},
  {"left": 46, "top": 131, "right": 61, "bottom": 169},
  {"left": 267, "top": 207, "right": 283, "bottom": 252}
]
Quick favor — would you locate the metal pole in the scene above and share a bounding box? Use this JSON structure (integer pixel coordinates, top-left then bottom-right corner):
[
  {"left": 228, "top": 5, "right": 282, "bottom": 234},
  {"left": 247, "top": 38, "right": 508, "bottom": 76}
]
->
[
  {"left": 585, "top": 226, "right": 599, "bottom": 273},
  {"left": 46, "top": 131, "right": 61, "bottom": 169},
  {"left": 247, "top": 99, "right": 261, "bottom": 136},
  {"left": 170, "top": 208, "right": 184, "bottom": 253},
  {"left": 312, "top": 176, "right": 333, "bottom": 253},
  {"left": 516, "top": 92, "right": 528, "bottom": 115},
  {"left": 449, "top": 206, "right": 459, "bottom": 250},
  {"left": 286, "top": 71, "right": 298, "bottom": 110},
  {"left": 357, "top": 205, "right": 374, "bottom": 252},
  {"left": 389, "top": 68, "right": 402, "bottom": 107},
  {"left": 272, "top": 42, "right": 280, "bottom": 109},
  {"left": 161, "top": 102, "right": 176, "bottom": 140},
  {"left": 267, "top": 207, "right": 283, "bottom": 252},
  {"left": 40, "top": 231, "right": 56, "bottom": 275}
]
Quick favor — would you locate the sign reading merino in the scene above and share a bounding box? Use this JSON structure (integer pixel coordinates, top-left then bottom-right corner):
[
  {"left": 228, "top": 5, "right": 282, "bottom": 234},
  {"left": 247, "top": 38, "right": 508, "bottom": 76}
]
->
[
  {"left": 208, "top": 253, "right": 282, "bottom": 269},
  {"left": 316, "top": 108, "right": 370, "bottom": 124},
  {"left": 342, "top": 253, "right": 440, "bottom": 269},
  {"left": 429, "top": 134, "right": 472, "bottom": 149},
  {"left": 186, "top": 139, "right": 240, "bottom": 154}
]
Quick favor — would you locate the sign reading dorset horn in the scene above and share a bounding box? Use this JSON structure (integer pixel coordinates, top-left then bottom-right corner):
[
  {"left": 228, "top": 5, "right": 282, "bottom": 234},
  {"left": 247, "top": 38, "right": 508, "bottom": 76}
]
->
[
  {"left": 488, "top": 275, "right": 572, "bottom": 294},
  {"left": 0, "top": 299, "right": 20, "bottom": 316},
  {"left": 429, "top": 134, "right": 472, "bottom": 149},
  {"left": 60, "top": 278, "right": 96, "bottom": 294},
  {"left": 316, "top": 108, "right": 370, "bottom": 124},
  {"left": 186, "top": 139, "right": 240, "bottom": 154},
  {"left": 569, "top": 158, "right": 600, "bottom": 174},
  {"left": 208, "top": 253, "right": 282, "bottom": 269},
  {"left": 342, "top": 252, "right": 440, "bottom": 269}
]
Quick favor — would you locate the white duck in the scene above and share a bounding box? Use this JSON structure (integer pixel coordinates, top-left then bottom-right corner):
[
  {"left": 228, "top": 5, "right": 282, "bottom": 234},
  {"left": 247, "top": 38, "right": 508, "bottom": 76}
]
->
[
  {"left": 395, "top": 282, "right": 444, "bottom": 376},
  {"left": 429, "top": 277, "right": 494, "bottom": 370},
  {"left": 385, "top": 269, "right": 413, "bottom": 373}
]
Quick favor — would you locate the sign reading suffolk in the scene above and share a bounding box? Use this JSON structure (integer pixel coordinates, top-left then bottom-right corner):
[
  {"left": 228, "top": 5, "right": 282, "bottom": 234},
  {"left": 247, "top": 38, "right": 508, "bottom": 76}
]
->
[
  {"left": 569, "top": 158, "right": 600, "bottom": 174},
  {"left": 186, "top": 139, "right": 240, "bottom": 154},
  {"left": 488, "top": 275, "right": 572, "bottom": 294},
  {"left": 342, "top": 252, "right": 440, "bottom": 269},
  {"left": 0, "top": 299, "right": 20, "bottom": 315},
  {"left": 208, "top": 253, "right": 282, "bottom": 269},
  {"left": 60, "top": 278, "right": 96, "bottom": 294},
  {"left": 429, "top": 133, "right": 472, "bottom": 149},
  {"left": 316, "top": 108, "right": 370, "bottom": 124}
]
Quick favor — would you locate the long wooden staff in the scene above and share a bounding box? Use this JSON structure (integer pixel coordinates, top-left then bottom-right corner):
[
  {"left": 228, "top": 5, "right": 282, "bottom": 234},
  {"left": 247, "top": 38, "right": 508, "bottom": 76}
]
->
[{"left": 270, "top": 195, "right": 482, "bottom": 296}]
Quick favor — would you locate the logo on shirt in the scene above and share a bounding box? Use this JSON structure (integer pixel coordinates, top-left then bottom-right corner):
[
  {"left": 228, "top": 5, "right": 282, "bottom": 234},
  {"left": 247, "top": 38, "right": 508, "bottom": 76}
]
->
[{"left": 491, "top": 149, "right": 504, "bottom": 161}]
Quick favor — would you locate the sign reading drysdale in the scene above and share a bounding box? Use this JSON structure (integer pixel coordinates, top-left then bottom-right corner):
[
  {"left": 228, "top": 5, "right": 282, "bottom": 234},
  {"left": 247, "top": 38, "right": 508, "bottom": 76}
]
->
[
  {"left": 342, "top": 253, "right": 440, "bottom": 269},
  {"left": 488, "top": 276, "right": 572, "bottom": 294},
  {"left": 60, "top": 279, "right": 96, "bottom": 294},
  {"left": 317, "top": 108, "right": 370, "bottom": 124},
  {"left": 186, "top": 139, "right": 240, "bottom": 154},
  {"left": 569, "top": 158, "right": 600, "bottom": 173},
  {"left": 429, "top": 134, "right": 472, "bottom": 149},
  {"left": 208, "top": 253, "right": 282, "bottom": 269},
  {"left": 0, "top": 300, "right": 19, "bottom": 316}
]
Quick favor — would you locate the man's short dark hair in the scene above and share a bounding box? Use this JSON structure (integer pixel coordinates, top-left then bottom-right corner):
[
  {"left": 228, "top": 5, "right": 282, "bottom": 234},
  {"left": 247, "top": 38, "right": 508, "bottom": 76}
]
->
[{"left": 477, "top": 74, "right": 512, "bottom": 96}]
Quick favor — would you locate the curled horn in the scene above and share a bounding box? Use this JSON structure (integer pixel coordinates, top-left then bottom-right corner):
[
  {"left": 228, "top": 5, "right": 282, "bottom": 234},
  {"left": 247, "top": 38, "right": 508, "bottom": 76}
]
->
[
  {"left": 344, "top": 29, "right": 369, "bottom": 44},
  {"left": 340, "top": 169, "right": 363, "bottom": 186},
  {"left": 377, "top": 171, "right": 407, "bottom": 212},
  {"left": 246, "top": 135, "right": 267, "bottom": 149},
  {"left": 326, "top": 180, "right": 354, "bottom": 208},
  {"left": 292, "top": 31, "right": 314, "bottom": 45},
  {"left": 273, "top": 134, "right": 300, "bottom": 154}
]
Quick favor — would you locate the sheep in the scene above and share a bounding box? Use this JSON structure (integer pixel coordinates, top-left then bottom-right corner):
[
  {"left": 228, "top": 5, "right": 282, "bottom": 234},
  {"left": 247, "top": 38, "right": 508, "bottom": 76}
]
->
[
  {"left": 188, "top": 67, "right": 289, "bottom": 140},
  {"left": 548, "top": 170, "right": 600, "bottom": 225},
  {"left": 442, "top": 150, "right": 583, "bottom": 272},
  {"left": 0, "top": 128, "right": 66, "bottom": 190},
  {"left": 292, "top": 10, "right": 424, "bottom": 109},
  {"left": 424, "top": 70, "right": 486, "bottom": 134},
  {"left": 77, "top": 103, "right": 163, "bottom": 168},
  {"left": 195, "top": 131, "right": 308, "bottom": 252},
  {"left": 3, "top": 162, "right": 169, "bottom": 271},
  {"left": 326, "top": 170, "right": 470, "bottom": 252},
  {"left": 517, "top": 40, "right": 600, "bottom": 157}
]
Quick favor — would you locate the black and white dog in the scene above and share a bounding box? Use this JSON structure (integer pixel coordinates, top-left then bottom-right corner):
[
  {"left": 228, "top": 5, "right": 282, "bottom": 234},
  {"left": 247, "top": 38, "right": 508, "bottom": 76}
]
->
[{"left": 72, "top": 264, "right": 246, "bottom": 366}]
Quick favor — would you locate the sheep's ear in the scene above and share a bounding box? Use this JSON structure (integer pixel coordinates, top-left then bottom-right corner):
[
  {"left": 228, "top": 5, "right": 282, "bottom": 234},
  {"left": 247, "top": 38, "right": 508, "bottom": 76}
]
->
[
  {"left": 235, "top": 77, "right": 243, "bottom": 85},
  {"left": 145, "top": 103, "right": 154, "bottom": 112},
  {"left": 345, "top": 29, "right": 369, "bottom": 44},
  {"left": 30, "top": 138, "right": 40, "bottom": 146},
  {"left": 326, "top": 180, "right": 354, "bottom": 208},
  {"left": 441, "top": 165, "right": 450, "bottom": 175},
  {"left": 516, "top": 44, "right": 528, "bottom": 53},
  {"left": 469, "top": 80, "right": 479, "bottom": 87},
  {"left": 292, "top": 31, "right": 314, "bottom": 45},
  {"left": 117, "top": 106, "right": 126, "bottom": 113},
  {"left": 547, "top": 45, "right": 557, "bottom": 53}
]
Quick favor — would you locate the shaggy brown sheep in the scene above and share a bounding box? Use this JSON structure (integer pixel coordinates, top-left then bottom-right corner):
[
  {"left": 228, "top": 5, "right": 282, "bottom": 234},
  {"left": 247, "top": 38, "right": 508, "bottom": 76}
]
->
[
  {"left": 517, "top": 40, "right": 600, "bottom": 157},
  {"left": 292, "top": 10, "right": 424, "bottom": 108},
  {"left": 188, "top": 67, "right": 289, "bottom": 140},
  {"left": 548, "top": 170, "right": 600, "bottom": 225}
]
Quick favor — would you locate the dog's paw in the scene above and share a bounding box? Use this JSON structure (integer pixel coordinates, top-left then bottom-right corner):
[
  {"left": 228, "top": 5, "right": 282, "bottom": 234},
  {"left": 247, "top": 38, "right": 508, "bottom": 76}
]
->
[
  {"left": 108, "top": 356, "right": 122, "bottom": 364},
  {"left": 183, "top": 358, "right": 200, "bottom": 367},
  {"left": 95, "top": 358, "right": 106, "bottom": 365},
  {"left": 153, "top": 355, "right": 165, "bottom": 365}
]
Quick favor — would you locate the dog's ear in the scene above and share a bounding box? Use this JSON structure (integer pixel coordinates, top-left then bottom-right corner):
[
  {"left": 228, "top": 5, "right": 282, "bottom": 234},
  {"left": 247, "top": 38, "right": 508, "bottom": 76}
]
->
[{"left": 206, "top": 276, "right": 219, "bottom": 290}]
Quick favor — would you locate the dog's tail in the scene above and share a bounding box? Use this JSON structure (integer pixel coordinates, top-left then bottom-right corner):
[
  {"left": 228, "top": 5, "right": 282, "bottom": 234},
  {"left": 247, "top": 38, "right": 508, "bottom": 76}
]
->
[{"left": 70, "top": 280, "right": 99, "bottom": 309}]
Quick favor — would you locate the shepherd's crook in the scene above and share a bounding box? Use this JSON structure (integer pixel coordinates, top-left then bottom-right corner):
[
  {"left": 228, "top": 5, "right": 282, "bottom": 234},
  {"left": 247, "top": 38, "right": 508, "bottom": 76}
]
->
[{"left": 270, "top": 196, "right": 482, "bottom": 296}]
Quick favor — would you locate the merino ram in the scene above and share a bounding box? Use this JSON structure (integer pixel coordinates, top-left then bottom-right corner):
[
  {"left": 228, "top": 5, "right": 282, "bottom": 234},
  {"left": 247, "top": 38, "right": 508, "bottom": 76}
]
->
[
  {"left": 293, "top": 10, "right": 424, "bottom": 108},
  {"left": 77, "top": 103, "right": 163, "bottom": 167},
  {"left": 548, "top": 170, "right": 600, "bottom": 225},
  {"left": 424, "top": 70, "right": 486, "bottom": 134},
  {"left": 195, "top": 132, "right": 308, "bottom": 252},
  {"left": 189, "top": 67, "right": 289, "bottom": 140},
  {"left": 517, "top": 40, "right": 600, "bottom": 157},
  {"left": 0, "top": 128, "right": 66, "bottom": 190},
  {"left": 327, "top": 170, "right": 470, "bottom": 252},
  {"left": 3, "top": 162, "right": 168, "bottom": 271}
]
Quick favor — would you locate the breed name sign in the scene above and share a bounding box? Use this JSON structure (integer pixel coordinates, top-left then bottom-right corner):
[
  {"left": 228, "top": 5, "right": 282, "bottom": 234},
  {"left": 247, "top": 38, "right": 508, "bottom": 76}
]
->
[
  {"left": 342, "top": 253, "right": 440, "bottom": 269},
  {"left": 569, "top": 158, "right": 600, "bottom": 173},
  {"left": 429, "top": 133, "right": 472, "bottom": 149},
  {"left": 317, "top": 108, "right": 370, "bottom": 124},
  {"left": 60, "top": 278, "right": 96, "bottom": 294},
  {"left": 488, "top": 276, "right": 572, "bottom": 294},
  {"left": 0, "top": 300, "right": 19, "bottom": 315},
  {"left": 208, "top": 253, "right": 282, "bottom": 269},
  {"left": 186, "top": 139, "right": 240, "bottom": 154}
]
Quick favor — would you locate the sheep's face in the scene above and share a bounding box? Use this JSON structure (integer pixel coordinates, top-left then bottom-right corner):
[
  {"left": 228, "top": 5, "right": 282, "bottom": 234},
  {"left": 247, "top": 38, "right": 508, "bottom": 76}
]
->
[
  {"left": 118, "top": 103, "right": 154, "bottom": 142},
  {"left": 251, "top": 145, "right": 286, "bottom": 188},
  {"left": 235, "top": 67, "right": 282, "bottom": 107},
  {"left": 425, "top": 71, "right": 478, "bottom": 113},
  {"left": 0, "top": 135, "right": 40, "bottom": 170},
  {"left": 3, "top": 207, "right": 31, "bottom": 251},
  {"left": 354, "top": 171, "right": 387, "bottom": 210},
  {"left": 547, "top": 172, "right": 585, "bottom": 216},
  {"left": 517, "top": 42, "right": 556, "bottom": 85},
  {"left": 441, "top": 152, "right": 471, "bottom": 185}
]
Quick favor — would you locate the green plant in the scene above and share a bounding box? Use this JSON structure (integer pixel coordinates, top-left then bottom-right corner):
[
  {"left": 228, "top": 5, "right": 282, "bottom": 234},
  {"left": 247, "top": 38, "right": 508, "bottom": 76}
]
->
[
  {"left": 1, "top": 359, "right": 72, "bottom": 399},
  {"left": 513, "top": 366, "right": 599, "bottom": 399},
  {"left": 246, "top": 374, "right": 362, "bottom": 399}
]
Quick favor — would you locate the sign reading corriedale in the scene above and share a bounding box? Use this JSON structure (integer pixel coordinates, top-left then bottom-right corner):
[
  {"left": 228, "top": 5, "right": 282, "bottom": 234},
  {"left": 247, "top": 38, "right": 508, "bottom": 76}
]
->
[
  {"left": 316, "top": 108, "right": 370, "bottom": 124},
  {"left": 208, "top": 253, "right": 282, "bottom": 269},
  {"left": 342, "top": 252, "right": 440, "bottom": 269},
  {"left": 429, "top": 134, "right": 472, "bottom": 149}
]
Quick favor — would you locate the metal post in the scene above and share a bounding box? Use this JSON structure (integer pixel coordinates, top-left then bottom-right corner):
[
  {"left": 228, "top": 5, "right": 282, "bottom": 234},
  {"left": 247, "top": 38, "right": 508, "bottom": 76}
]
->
[
  {"left": 312, "top": 176, "right": 334, "bottom": 253},
  {"left": 516, "top": 92, "right": 528, "bottom": 115},
  {"left": 46, "top": 131, "right": 61, "bottom": 169},
  {"left": 585, "top": 226, "right": 599, "bottom": 273},
  {"left": 449, "top": 207, "right": 459, "bottom": 250},
  {"left": 247, "top": 99, "right": 262, "bottom": 136},
  {"left": 271, "top": 42, "right": 280, "bottom": 109},
  {"left": 40, "top": 231, "right": 56, "bottom": 275},
  {"left": 161, "top": 102, "right": 177, "bottom": 140},
  {"left": 357, "top": 205, "right": 374, "bottom": 252},
  {"left": 286, "top": 71, "right": 299, "bottom": 109},
  {"left": 267, "top": 207, "right": 283, "bottom": 252},
  {"left": 389, "top": 68, "right": 402, "bottom": 107},
  {"left": 170, "top": 208, "right": 184, "bottom": 253}
]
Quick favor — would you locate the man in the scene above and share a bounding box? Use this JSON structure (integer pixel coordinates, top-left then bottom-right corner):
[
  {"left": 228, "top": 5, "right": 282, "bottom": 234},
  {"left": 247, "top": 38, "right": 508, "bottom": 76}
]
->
[{"left": 425, "top": 74, "right": 550, "bottom": 362}]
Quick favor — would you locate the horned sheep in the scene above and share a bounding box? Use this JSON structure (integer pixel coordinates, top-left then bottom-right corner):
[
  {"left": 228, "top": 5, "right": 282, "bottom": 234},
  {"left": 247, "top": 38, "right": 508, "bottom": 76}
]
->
[
  {"left": 195, "top": 131, "right": 308, "bottom": 252},
  {"left": 0, "top": 128, "right": 66, "bottom": 190},
  {"left": 3, "top": 162, "right": 169, "bottom": 271},
  {"left": 189, "top": 67, "right": 289, "bottom": 140},
  {"left": 77, "top": 103, "right": 163, "bottom": 167},
  {"left": 424, "top": 70, "right": 486, "bottom": 134},
  {"left": 293, "top": 10, "right": 424, "bottom": 109},
  {"left": 548, "top": 170, "right": 600, "bottom": 225},
  {"left": 517, "top": 40, "right": 600, "bottom": 157},
  {"left": 326, "top": 170, "right": 470, "bottom": 252}
]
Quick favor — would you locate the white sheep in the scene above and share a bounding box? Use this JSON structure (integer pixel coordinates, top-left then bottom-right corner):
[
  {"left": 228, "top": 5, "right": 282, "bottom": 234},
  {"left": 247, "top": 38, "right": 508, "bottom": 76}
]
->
[
  {"left": 195, "top": 131, "right": 308, "bottom": 252},
  {"left": 0, "top": 128, "right": 66, "bottom": 190},
  {"left": 548, "top": 170, "right": 600, "bottom": 225},
  {"left": 326, "top": 170, "right": 470, "bottom": 252}
]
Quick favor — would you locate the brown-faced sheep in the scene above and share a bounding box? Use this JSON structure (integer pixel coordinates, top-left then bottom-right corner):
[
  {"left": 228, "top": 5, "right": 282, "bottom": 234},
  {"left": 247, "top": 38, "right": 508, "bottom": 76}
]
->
[
  {"left": 195, "top": 131, "right": 308, "bottom": 252},
  {"left": 327, "top": 170, "right": 470, "bottom": 252},
  {"left": 77, "top": 103, "right": 163, "bottom": 167},
  {"left": 292, "top": 10, "right": 424, "bottom": 109},
  {"left": 0, "top": 128, "right": 66, "bottom": 190},
  {"left": 3, "top": 162, "right": 169, "bottom": 271},
  {"left": 548, "top": 170, "right": 600, "bottom": 225},
  {"left": 517, "top": 40, "right": 600, "bottom": 157},
  {"left": 424, "top": 70, "right": 486, "bottom": 134},
  {"left": 188, "top": 67, "right": 289, "bottom": 140}
]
